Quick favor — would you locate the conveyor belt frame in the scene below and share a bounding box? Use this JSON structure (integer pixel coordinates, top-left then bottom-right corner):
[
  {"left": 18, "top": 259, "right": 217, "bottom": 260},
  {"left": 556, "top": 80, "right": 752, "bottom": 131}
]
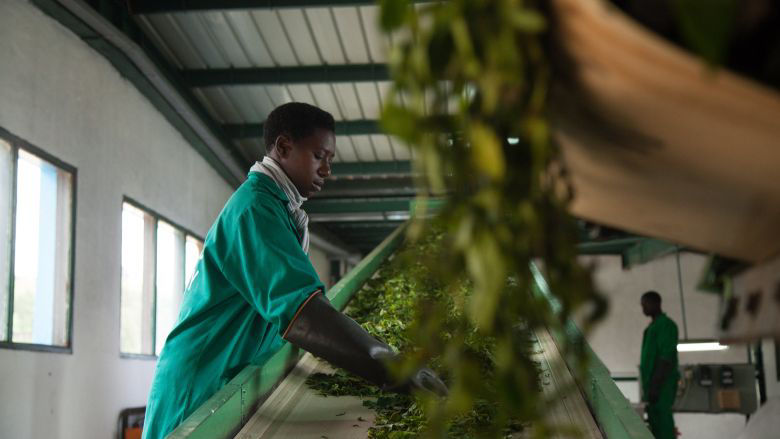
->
[{"left": 531, "top": 263, "right": 653, "bottom": 439}]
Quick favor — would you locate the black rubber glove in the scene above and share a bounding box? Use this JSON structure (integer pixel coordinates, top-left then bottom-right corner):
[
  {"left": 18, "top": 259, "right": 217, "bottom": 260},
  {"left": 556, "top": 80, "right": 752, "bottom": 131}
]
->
[
  {"left": 284, "top": 292, "right": 448, "bottom": 397},
  {"left": 385, "top": 367, "right": 449, "bottom": 397},
  {"left": 648, "top": 359, "right": 672, "bottom": 404}
]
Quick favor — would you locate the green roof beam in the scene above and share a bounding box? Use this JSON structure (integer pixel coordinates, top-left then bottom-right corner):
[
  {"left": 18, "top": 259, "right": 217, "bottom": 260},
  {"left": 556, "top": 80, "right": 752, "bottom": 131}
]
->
[
  {"left": 224, "top": 119, "right": 380, "bottom": 139},
  {"left": 329, "top": 227, "right": 400, "bottom": 237},
  {"left": 577, "top": 238, "right": 644, "bottom": 255},
  {"left": 184, "top": 64, "right": 389, "bottom": 87},
  {"left": 577, "top": 237, "right": 681, "bottom": 268},
  {"left": 132, "top": 1, "right": 428, "bottom": 14},
  {"left": 331, "top": 161, "right": 412, "bottom": 177},
  {"left": 304, "top": 197, "right": 413, "bottom": 214},
  {"left": 314, "top": 176, "right": 417, "bottom": 198},
  {"left": 325, "top": 220, "right": 406, "bottom": 230},
  {"left": 621, "top": 239, "right": 679, "bottom": 269}
]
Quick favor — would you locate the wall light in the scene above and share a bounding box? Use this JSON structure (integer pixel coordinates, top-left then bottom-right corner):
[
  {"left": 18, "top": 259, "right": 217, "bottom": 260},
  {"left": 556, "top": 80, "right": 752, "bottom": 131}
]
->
[
  {"left": 677, "top": 341, "right": 729, "bottom": 352},
  {"left": 671, "top": 250, "right": 729, "bottom": 353}
]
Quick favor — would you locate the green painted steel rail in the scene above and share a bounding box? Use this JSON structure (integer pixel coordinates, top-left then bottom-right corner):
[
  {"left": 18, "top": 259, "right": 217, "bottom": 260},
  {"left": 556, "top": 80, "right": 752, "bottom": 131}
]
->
[
  {"left": 168, "top": 224, "right": 408, "bottom": 438},
  {"left": 531, "top": 263, "right": 653, "bottom": 439}
]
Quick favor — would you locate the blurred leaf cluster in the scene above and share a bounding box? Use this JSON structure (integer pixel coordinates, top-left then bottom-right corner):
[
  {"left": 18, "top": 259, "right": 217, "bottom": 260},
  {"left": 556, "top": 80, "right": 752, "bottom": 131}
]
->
[{"left": 374, "top": 0, "right": 607, "bottom": 436}]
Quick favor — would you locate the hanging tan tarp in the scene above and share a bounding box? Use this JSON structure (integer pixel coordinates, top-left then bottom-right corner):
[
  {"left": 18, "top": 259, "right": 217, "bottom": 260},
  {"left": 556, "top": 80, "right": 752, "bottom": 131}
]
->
[{"left": 551, "top": 0, "right": 780, "bottom": 263}]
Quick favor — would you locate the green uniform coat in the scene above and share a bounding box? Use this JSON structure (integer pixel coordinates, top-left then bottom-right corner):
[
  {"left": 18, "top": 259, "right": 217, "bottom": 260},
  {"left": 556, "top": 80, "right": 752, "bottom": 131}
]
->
[
  {"left": 142, "top": 172, "right": 324, "bottom": 439},
  {"left": 640, "top": 312, "right": 680, "bottom": 439}
]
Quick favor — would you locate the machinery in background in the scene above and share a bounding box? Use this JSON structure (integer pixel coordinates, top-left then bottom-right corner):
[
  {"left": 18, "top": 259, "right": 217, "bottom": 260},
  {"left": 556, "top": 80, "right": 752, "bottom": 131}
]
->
[
  {"left": 720, "top": 254, "right": 780, "bottom": 344},
  {"left": 118, "top": 407, "right": 145, "bottom": 439},
  {"left": 674, "top": 364, "right": 758, "bottom": 415}
]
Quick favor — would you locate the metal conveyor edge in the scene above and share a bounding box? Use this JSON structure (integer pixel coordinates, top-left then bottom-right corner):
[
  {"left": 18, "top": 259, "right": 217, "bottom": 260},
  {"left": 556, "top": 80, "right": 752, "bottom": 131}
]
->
[
  {"left": 531, "top": 263, "right": 653, "bottom": 439},
  {"left": 167, "top": 223, "right": 408, "bottom": 439}
]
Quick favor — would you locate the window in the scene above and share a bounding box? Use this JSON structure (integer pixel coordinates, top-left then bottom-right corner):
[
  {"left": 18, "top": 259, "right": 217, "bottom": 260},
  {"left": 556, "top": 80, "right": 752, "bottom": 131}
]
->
[
  {"left": 0, "top": 130, "right": 75, "bottom": 352},
  {"left": 120, "top": 200, "right": 203, "bottom": 357}
]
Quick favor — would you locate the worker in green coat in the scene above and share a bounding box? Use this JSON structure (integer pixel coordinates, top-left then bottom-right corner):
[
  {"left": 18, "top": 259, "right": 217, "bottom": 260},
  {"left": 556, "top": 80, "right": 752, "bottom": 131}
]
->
[
  {"left": 142, "top": 103, "right": 446, "bottom": 439},
  {"left": 640, "top": 290, "right": 680, "bottom": 439}
]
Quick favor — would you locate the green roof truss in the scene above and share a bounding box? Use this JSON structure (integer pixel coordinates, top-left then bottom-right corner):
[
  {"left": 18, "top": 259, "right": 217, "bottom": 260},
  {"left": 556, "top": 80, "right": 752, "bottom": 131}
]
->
[
  {"left": 224, "top": 120, "right": 380, "bottom": 139},
  {"left": 183, "top": 64, "right": 389, "bottom": 87}
]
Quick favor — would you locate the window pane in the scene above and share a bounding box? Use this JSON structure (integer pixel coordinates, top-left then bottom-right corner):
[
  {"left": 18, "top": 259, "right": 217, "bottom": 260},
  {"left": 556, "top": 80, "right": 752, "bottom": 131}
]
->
[
  {"left": 52, "top": 165, "right": 73, "bottom": 346},
  {"left": 184, "top": 235, "right": 203, "bottom": 289},
  {"left": 0, "top": 139, "right": 11, "bottom": 341},
  {"left": 155, "top": 221, "right": 184, "bottom": 355},
  {"left": 12, "top": 149, "right": 72, "bottom": 346},
  {"left": 120, "top": 203, "right": 155, "bottom": 355}
]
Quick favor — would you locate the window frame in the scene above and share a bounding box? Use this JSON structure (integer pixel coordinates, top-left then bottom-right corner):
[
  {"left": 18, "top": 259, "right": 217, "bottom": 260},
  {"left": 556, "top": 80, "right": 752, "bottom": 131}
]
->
[
  {"left": 0, "top": 126, "right": 77, "bottom": 354},
  {"left": 119, "top": 196, "right": 203, "bottom": 360},
  {"left": 775, "top": 340, "right": 780, "bottom": 382}
]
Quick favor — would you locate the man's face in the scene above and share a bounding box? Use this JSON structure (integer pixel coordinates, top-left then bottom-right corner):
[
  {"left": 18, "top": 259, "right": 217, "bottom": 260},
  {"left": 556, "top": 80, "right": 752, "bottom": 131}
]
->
[
  {"left": 641, "top": 298, "right": 654, "bottom": 317},
  {"left": 273, "top": 129, "right": 336, "bottom": 198}
]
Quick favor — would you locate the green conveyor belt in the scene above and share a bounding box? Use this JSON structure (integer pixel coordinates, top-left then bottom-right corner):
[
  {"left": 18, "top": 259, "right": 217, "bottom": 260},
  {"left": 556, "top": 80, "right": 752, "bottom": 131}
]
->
[{"left": 168, "top": 223, "right": 652, "bottom": 439}]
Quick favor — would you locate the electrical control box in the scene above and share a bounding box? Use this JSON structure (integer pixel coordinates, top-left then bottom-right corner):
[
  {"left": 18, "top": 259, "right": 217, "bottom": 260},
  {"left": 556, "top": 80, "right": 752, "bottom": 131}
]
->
[
  {"left": 720, "top": 253, "right": 780, "bottom": 343},
  {"left": 673, "top": 363, "right": 757, "bottom": 414}
]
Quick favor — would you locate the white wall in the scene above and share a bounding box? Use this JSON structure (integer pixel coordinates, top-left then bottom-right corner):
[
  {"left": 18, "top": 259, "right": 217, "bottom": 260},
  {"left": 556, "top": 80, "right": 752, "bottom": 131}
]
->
[
  {"left": 308, "top": 245, "right": 332, "bottom": 289},
  {"left": 581, "top": 252, "right": 760, "bottom": 438},
  {"left": 0, "top": 2, "right": 235, "bottom": 438}
]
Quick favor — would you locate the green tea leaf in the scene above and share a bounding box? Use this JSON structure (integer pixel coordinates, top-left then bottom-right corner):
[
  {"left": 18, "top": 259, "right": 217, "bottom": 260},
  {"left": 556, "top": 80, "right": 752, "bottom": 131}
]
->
[
  {"left": 379, "top": 0, "right": 409, "bottom": 32},
  {"left": 469, "top": 123, "right": 505, "bottom": 180},
  {"left": 511, "top": 9, "right": 546, "bottom": 33}
]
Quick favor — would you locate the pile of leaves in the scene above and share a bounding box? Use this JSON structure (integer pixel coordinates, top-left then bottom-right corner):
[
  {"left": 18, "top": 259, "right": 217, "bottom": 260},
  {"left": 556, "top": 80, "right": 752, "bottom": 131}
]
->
[{"left": 307, "top": 226, "right": 539, "bottom": 438}]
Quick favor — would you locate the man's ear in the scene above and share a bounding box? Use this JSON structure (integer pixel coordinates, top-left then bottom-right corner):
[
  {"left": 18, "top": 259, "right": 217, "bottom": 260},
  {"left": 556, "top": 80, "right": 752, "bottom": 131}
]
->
[{"left": 275, "top": 135, "right": 293, "bottom": 159}]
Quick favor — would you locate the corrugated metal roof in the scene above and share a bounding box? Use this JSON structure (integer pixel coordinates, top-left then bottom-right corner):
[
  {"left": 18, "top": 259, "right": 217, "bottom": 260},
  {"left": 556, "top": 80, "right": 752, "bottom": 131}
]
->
[
  {"left": 135, "top": 5, "right": 399, "bottom": 163},
  {"left": 39, "top": 0, "right": 425, "bottom": 255}
]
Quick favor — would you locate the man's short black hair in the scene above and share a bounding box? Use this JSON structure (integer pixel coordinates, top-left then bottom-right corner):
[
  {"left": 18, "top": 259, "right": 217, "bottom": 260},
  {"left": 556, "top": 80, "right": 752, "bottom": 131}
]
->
[
  {"left": 641, "top": 290, "right": 662, "bottom": 306},
  {"left": 264, "top": 102, "right": 335, "bottom": 153}
]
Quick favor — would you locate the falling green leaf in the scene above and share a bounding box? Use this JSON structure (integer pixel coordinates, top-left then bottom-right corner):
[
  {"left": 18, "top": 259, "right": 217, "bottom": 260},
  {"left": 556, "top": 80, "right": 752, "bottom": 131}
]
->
[
  {"left": 380, "top": 103, "right": 419, "bottom": 143},
  {"left": 511, "top": 9, "right": 546, "bottom": 33},
  {"left": 379, "top": 0, "right": 410, "bottom": 32},
  {"left": 469, "top": 123, "right": 505, "bottom": 180}
]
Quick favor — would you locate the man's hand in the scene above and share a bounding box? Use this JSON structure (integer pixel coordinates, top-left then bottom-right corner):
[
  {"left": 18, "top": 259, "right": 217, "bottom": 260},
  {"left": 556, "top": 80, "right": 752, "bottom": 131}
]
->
[
  {"left": 388, "top": 367, "right": 449, "bottom": 397},
  {"left": 647, "top": 358, "right": 673, "bottom": 405},
  {"left": 648, "top": 386, "right": 660, "bottom": 404},
  {"left": 410, "top": 367, "right": 449, "bottom": 397},
  {"left": 284, "top": 292, "right": 448, "bottom": 397}
]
